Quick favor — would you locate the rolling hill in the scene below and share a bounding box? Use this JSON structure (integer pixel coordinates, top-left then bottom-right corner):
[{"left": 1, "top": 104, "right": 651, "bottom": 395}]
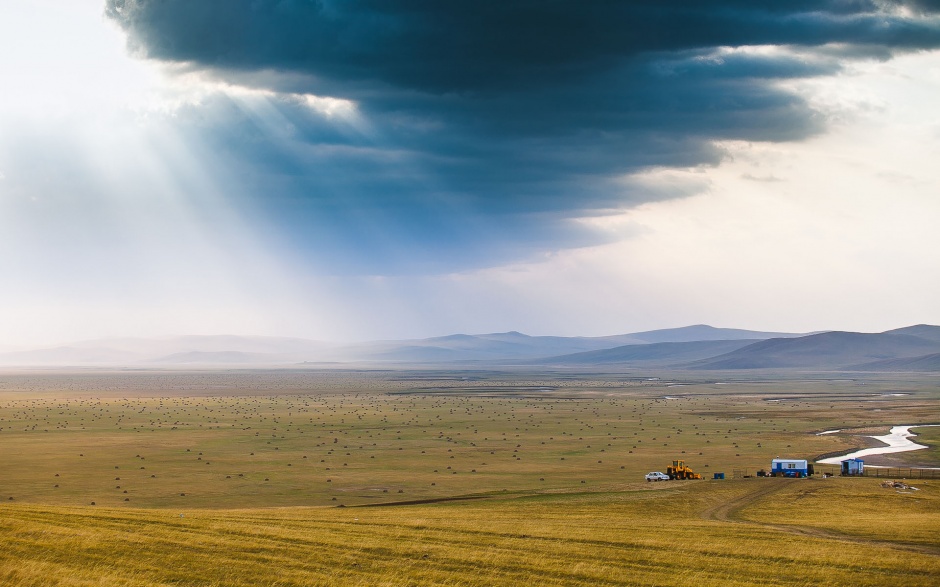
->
[
  {"left": 691, "top": 328, "right": 940, "bottom": 370},
  {"left": 882, "top": 324, "right": 940, "bottom": 343},
  {"left": 611, "top": 324, "right": 809, "bottom": 344},
  {"left": 1, "top": 326, "right": 935, "bottom": 369},
  {"left": 0, "top": 326, "right": 806, "bottom": 366},
  {"left": 339, "top": 327, "right": 812, "bottom": 363},
  {"left": 532, "top": 339, "right": 759, "bottom": 365},
  {"left": 849, "top": 352, "right": 940, "bottom": 372},
  {"left": 337, "top": 331, "right": 628, "bottom": 362}
]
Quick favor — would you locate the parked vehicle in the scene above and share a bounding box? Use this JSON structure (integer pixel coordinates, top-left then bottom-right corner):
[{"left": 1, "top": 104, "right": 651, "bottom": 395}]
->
[
  {"left": 666, "top": 459, "right": 702, "bottom": 480},
  {"left": 645, "top": 471, "right": 670, "bottom": 482}
]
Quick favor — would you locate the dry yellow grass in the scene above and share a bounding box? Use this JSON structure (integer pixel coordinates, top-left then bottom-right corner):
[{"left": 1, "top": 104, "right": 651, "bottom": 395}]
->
[
  {"left": 2, "top": 480, "right": 938, "bottom": 586},
  {"left": 0, "top": 370, "right": 937, "bottom": 585}
]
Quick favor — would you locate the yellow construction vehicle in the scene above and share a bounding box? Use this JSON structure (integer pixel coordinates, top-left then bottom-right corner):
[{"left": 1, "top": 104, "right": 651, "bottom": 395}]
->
[{"left": 666, "top": 459, "right": 702, "bottom": 480}]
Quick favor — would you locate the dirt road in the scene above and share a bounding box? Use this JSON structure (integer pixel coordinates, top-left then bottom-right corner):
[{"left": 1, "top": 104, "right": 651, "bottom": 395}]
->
[{"left": 702, "top": 479, "right": 939, "bottom": 556}]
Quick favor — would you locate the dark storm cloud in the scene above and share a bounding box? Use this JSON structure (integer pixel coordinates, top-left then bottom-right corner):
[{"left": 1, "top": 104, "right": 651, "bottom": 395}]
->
[
  {"left": 906, "top": 0, "right": 940, "bottom": 13},
  {"left": 106, "top": 1, "right": 940, "bottom": 93},
  {"left": 105, "top": 0, "right": 940, "bottom": 273}
]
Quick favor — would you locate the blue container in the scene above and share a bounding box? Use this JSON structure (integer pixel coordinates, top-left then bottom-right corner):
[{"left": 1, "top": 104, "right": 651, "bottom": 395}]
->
[
  {"left": 713, "top": 472, "right": 725, "bottom": 480},
  {"left": 771, "top": 459, "right": 808, "bottom": 477}
]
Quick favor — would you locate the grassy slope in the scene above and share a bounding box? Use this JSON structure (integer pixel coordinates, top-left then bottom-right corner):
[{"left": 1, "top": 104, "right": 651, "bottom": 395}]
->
[
  {"left": 736, "top": 477, "right": 940, "bottom": 548},
  {"left": 1, "top": 480, "right": 937, "bottom": 586}
]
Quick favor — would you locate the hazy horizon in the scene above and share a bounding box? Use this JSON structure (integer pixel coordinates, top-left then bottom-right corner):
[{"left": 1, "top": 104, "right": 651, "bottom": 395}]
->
[
  {"left": 4, "top": 322, "right": 937, "bottom": 354},
  {"left": 2, "top": 1, "right": 939, "bottom": 347},
  {"left": 0, "top": 323, "right": 789, "bottom": 349}
]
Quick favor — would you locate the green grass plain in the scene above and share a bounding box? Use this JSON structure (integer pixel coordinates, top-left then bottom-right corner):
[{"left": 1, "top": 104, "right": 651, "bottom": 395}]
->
[{"left": 0, "top": 369, "right": 938, "bottom": 585}]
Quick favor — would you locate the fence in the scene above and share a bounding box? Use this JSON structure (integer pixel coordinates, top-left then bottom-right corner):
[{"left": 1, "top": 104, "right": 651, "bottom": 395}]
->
[
  {"left": 734, "top": 466, "right": 940, "bottom": 479},
  {"left": 814, "top": 464, "right": 940, "bottom": 479},
  {"left": 860, "top": 467, "right": 940, "bottom": 479}
]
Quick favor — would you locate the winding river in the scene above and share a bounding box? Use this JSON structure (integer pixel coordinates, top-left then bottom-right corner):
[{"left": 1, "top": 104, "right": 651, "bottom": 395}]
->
[{"left": 817, "top": 425, "right": 938, "bottom": 465}]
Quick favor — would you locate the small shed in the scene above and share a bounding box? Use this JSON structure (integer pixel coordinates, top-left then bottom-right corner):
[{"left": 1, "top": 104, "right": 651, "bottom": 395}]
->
[
  {"left": 840, "top": 458, "right": 864, "bottom": 476},
  {"left": 771, "top": 458, "right": 809, "bottom": 478}
]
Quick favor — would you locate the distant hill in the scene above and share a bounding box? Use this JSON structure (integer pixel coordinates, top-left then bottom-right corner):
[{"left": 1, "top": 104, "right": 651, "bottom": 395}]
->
[
  {"left": 881, "top": 324, "right": 940, "bottom": 343},
  {"left": 850, "top": 352, "right": 940, "bottom": 372},
  {"left": 533, "top": 339, "right": 758, "bottom": 366},
  {"left": 339, "top": 326, "right": 814, "bottom": 363},
  {"left": 339, "top": 331, "right": 625, "bottom": 362},
  {"left": 692, "top": 329, "right": 940, "bottom": 370},
  {"left": 1, "top": 325, "right": 929, "bottom": 368},
  {"left": 616, "top": 325, "right": 810, "bottom": 344},
  {"left": 341, "top": 326, "right": 810, "bottom": 363}
]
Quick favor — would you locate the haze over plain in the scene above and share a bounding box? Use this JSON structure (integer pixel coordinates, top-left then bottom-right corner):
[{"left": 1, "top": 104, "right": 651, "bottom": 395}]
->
[
  {"left": 1, "top": 1, "right": 939, "bottom": 345},
  {"left": 3, "top": 324, "right": 940, "bottom": 371}
]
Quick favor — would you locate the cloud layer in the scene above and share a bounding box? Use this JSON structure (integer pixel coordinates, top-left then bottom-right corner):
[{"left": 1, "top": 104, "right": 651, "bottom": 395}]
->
[{"left": 103, "top": 1, "right": 940, "bottom": 272}]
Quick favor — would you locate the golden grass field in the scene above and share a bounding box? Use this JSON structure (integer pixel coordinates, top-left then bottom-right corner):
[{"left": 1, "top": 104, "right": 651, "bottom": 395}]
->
[{"left": 0, "top": 369, "right": 938, "bottom": 585}]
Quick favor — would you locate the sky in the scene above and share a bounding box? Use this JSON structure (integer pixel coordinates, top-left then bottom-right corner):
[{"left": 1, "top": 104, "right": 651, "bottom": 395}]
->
[{"left": 1, "top": 1, "right": 939, "bottom": 347}]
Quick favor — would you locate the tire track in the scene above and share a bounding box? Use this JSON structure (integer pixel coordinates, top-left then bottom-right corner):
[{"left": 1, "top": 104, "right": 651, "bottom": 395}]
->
[
  {"left": 701, "top": 478, "right": 795, "bottom": 523},
  {"left": 702, "top": 480, "right": 940, "bottom": 556}
]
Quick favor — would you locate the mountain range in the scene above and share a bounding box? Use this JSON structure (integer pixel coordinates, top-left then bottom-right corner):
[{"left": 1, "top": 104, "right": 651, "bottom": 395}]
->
[{"left": 0, "top": 324, "right": 938, "bottom": 371}]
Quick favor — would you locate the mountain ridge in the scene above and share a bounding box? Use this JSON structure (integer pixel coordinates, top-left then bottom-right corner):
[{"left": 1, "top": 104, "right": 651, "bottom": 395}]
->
[
  {"left": 529, "top": 339, "right": 760, "bottom": 366},
  {"left": 689, "top": 328, "right": 940, "bottom": 370},
  {"left": 0, "top": 325, "right": 934, "bottom": 369}
]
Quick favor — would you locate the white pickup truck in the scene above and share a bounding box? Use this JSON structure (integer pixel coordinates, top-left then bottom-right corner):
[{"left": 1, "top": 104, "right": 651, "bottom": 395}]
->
[{"left": 645, "top": 471, "right": 670, "bottom": 482}]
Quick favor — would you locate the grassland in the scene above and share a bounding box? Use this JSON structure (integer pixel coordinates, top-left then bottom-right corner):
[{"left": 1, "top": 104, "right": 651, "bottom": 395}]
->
[{"left": 0, "top": 369, "right": 938, "bottom": 585}]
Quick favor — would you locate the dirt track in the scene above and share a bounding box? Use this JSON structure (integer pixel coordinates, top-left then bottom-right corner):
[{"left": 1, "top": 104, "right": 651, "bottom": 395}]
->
[
  {"left": 352, "top": 495, "right": 492, "bottom": 508},
  {"left": 703, "top": 479, "right": 940, "bottom": 556}
]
